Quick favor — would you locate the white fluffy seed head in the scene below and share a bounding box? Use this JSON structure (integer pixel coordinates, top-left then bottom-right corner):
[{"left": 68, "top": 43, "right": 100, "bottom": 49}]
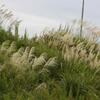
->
[
  {"left": 18, "top": 47, "right": 24, "bottom": 55},
  {"left": 61, "top": 33, "right": 74, "bottom": 45},
  {"left": 89, "top": 44, "right": 95, "bottom": 52},
  {"left": 7, "top": 41, "right": 16, "bottom": 54},
  {"left": 11, "top": 47, "right": 24, "bottom": 64},
  {"left": 44, "top": 57, "right": 57, "bottom": 69},
  {"left": 28, "top": 47, "right": 35, "bottom": 62},
  {"left": 0, "top": 40, "right": 10, "bottom": 52},
  {"left": 32, "top": 53, "right": 47, "bottom": 71},
  {"left": 35, "top": 83, "right": 47, "bottom": 92},
  {"left": 29, "top": 47, "right": 35, "bottom": 55},
  {"left": 21, "top": 47, "right": 30, "bottom": 60}
]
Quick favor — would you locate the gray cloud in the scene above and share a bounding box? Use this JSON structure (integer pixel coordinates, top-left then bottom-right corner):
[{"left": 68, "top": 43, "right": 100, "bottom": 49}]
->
[{"left": 2, "top": 0, "right": 100, "bottom": 36}]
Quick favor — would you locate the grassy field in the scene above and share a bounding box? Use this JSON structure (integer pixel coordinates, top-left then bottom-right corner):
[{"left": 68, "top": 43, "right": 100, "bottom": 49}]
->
[{"left": 0, "top": 25, "right": 100, "bottom": 100}]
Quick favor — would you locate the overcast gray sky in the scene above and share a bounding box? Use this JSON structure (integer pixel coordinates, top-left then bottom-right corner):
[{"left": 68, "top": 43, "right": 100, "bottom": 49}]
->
[{"left": 2, "top": 0, "right": 100, "bottom": 36}]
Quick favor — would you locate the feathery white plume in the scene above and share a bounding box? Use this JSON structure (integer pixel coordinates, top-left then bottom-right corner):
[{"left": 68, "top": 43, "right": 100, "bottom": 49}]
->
[
  {"left": 32, "top": 53, "right": 47, "bottom": 71},
  {"left": 0, "top": 40, "right": 10, "bottom": 52}
]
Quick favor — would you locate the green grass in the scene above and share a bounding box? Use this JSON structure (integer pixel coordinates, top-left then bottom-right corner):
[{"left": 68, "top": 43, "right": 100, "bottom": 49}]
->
[{"left": 0, "top": 25, "right": 100, "bottom": 100}]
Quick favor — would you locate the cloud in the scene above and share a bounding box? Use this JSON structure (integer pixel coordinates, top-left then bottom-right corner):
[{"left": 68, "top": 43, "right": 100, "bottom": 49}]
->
[
  {"left": 2, "top": 0, "right": 100, "bottom": 37},
  {"left": 14, "top": 12, "right": 63, "bottom": 36}
]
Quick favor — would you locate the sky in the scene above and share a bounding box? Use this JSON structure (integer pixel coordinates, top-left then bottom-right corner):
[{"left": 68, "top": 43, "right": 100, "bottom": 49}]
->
[{"left": 1, "top": 0, "right": 100, "bottom": 36}]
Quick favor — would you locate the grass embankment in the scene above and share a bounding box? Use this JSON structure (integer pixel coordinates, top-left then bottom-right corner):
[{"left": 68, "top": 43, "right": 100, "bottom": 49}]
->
[{"left": 0, "top": 27, "right": 100, "bottom": 100}]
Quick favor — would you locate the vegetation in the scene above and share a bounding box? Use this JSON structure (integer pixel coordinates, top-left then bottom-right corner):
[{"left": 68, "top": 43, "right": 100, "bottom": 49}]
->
[{"left": 0, "top": 3, "right": 100, "bottom": 100}]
